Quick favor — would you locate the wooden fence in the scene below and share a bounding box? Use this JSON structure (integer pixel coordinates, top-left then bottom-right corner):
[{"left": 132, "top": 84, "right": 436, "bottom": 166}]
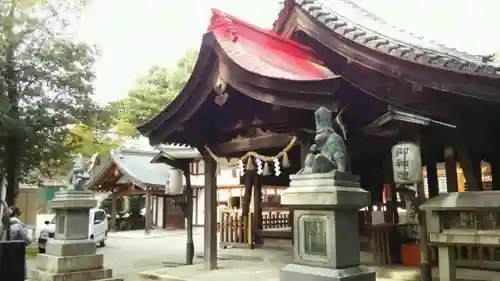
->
[
  {"left": 219, "top": 209, "right": 290, "bottom": 248},
  {"left": 219, "top": 210, "right": 253, "bottom": 249}
]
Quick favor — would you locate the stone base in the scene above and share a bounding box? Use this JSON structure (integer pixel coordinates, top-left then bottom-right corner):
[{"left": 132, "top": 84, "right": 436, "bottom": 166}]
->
[
  {"left": 36, "top": 253, "right": 103, "bottom": 273},
  {"left": 46, "top": 239, "right": 96, "bottom": 257},
  {"left": 282, "top": 172, "right": 369, "bottom": 208},
  {"left": 29, "top": 268, "right": 119, "bottom": 281},
  {"left": 49, "top": 190, "right": 97, "bottom": 210},
  {"left": 280, "top": 263, "right": 375, "bottom": 281},
  {"left": 29, "top": 249, "right": 123, "bottom": 281}
]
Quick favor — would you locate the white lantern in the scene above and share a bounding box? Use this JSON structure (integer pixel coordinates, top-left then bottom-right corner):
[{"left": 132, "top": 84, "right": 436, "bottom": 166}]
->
[
  {"left": 165, "top": 167, "right": 184, "bottom": 195},
  {"left": 391, "top": 142, "right": 422, "bottom": 184}
]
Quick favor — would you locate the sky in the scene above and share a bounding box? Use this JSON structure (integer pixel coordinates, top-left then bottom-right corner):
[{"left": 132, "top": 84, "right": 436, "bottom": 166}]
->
[
  {"left": 74, "top": 0, "right": 500, "bottom": 105},
  {"left": 350, "top": 0, "right": 500, "bottom": 56},
  {"left": 75, "top": 0, "right": 282, "bottom": 104}
]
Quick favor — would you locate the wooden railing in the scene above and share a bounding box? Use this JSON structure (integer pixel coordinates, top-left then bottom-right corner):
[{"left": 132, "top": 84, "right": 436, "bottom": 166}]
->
[
  {"left": 262, "top": 210, "right": 289, "bottom": 229},
  {"left": 219, "top": 210, "right": 253, "bottom": 249}
]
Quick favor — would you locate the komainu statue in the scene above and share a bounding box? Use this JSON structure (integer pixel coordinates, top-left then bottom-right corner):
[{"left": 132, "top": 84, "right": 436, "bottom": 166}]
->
[
  {"left": 68, "top": 154, "right": 91, "bottom": 191},
  {"left": 299, "top": 106, "right": 348, "bottom": 174}
]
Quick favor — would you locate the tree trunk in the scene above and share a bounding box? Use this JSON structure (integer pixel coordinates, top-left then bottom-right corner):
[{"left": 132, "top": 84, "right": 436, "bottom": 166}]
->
[
  {"left": 4, "top": 4, "right": 22, "bottom": 206},
  {"left": 5, "top": 139, "right": 21, "bottom": 206}
]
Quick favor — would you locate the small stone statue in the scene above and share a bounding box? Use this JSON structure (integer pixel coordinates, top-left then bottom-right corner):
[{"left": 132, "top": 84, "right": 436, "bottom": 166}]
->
[
  {"left": 299, "top": 106, "right": 348, "bottom": 174},
  {"left": 68, "top": 154, "right": 91, "bottom": 191}
]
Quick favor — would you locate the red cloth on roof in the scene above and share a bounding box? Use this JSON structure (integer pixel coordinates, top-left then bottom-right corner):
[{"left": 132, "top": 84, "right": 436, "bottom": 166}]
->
[{"left": 207, "top": 9, "right": 337, "bottom": 81}]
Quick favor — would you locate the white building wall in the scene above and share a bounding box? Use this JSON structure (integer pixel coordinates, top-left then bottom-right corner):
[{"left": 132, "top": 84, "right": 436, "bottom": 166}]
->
[{"left": 191, "top": 165, "right": 239, "bottom": 227}]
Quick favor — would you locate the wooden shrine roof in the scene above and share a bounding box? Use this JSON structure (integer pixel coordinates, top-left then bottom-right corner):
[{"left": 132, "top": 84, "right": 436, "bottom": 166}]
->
[
  {"left": 273, "top": 0, "right": 500, "bottom": 102},
  {"left": 87, "top": 147, "right": 169, "bottom": 192},
  {"left": 137, "top": 9, "right": 344, "bottom": 146}
]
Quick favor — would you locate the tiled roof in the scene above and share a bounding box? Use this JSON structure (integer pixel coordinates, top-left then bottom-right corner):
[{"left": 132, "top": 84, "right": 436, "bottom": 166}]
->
[
  {"left": 110, "top": 148, "right": 169, "bottom": 188},
  {"left": 294, "top": 0, "right": 500, "bottom": 76}
]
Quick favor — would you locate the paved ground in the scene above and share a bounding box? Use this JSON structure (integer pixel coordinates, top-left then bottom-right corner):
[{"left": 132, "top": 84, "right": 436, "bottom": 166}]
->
[
  {"left": 28, "top": 228, "right": 205, "bottom": 281},
  {"left": 28, "top": 229, "right": 500, "bottom": 281}
]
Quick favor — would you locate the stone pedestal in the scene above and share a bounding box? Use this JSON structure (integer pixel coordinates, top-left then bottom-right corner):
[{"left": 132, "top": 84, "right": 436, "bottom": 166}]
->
[
  {"left": 280, "top": 172, "right": 375, "bottom": 281},
  {"left": 29, "top": 190, "right": 123, "bottom": 281}
]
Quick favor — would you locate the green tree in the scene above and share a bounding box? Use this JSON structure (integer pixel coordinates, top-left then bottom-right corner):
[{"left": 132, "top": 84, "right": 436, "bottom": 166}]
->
[
  {"left": 64, "top": 106, "right": 123, "bottom": 163},
  {"left": 110, "top": 49, "right": 198, "bottom": 137},
  {"left": 99, "top": 195, "right": 144, "bottom": 216},
  {"left": 99, "top": 195, "right": 124, "bottom": 215},
  {"left": 0, "top": 0, "right": 99, "bottom": 205}
]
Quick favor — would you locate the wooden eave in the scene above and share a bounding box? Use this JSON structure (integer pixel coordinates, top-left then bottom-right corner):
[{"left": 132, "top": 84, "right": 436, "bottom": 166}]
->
[
  {"left": 274, "top": 1, "right": 500, "bottom": 103},
  {"left": 138, "top": 32, "right": 343, "bottom": 146},
  {"left": 361, "top": 106, "right": 456, "bottom": 137},
  {"left": 86, "top": 160, "right": 120, "bottom": 191}
]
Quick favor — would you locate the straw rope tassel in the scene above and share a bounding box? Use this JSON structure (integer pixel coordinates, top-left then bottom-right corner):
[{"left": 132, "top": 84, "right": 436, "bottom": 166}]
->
[
  {"left": 262, "top": 161, "right": 271, "bottom": 176},
  {"left": 282, "top": 151, "right": 290, "bottom": 168},
  {"left": 246, "top": 157, "right": 255, "bottom": 170}
]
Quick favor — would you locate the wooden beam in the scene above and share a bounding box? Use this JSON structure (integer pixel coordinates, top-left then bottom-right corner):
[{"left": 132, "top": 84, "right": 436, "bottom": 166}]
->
[
  {"left": 212, "top": 134, "right": 295, "bottom": 156},
  {"left": 115, "top": 188, "right": 145, "bottom": 197},
  {"left": 212, "top": 134, "right": 293, "bottom": 156}
]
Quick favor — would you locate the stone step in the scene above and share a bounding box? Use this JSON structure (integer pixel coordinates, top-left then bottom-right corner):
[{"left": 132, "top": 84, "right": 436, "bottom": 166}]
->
[{"left": 29, "top": 268, "right": 112, "bottom": 281}]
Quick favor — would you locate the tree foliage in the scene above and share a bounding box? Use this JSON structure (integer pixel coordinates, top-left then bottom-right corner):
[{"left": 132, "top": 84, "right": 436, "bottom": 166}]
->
[
  {"left": 0, "top": 0, "right": 101, "bottom": 204},
  {"left": 99, "top": 195, "right": 144, "bottom": 216},
  {"left": 110, "top": 49, "right": 198, "bottom": 137}
]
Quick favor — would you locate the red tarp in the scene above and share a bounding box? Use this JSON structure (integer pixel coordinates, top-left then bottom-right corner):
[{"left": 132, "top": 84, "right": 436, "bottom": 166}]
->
[{"left": 207, "top": 9, "right": 337, "bottom": 81}]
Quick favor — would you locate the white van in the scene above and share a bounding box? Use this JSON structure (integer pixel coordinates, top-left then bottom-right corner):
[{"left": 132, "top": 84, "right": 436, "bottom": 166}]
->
[{"left": 38, "top": 208, "right": 108, "bottom": 251}]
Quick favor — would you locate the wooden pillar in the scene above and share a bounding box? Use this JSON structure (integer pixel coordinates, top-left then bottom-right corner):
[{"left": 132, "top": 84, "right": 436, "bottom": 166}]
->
[
  {"left": 252, "top": 174, "right": 262, "bottom": 246},
  {"left": 110, "top": 192, "right": 117, "bottom": 232},
  {"left": 424, "top": 146, "right": 439, "bottom": 198},
  {"left": 194, "top": 188, "right": 199, "bottom": 225},
  {"left": 417, "top": 176, "right": 432, "bottom": 281},
  {"left": 415, "top": 133, "right": 431, "bottom": 281},
  {"left": 145, "top": 189, "right": 153, "bottom": 235},
  {"left": 202, "top": 152, "right": 217, "bottom": 270},
  {"left": 383, "top": 157, "right": 398, "bottom": 224},
  {"left": 457, "top": 145, "right": 482, "bottom": 191},
  {"left": 471, "top": 154, "right": 483, "bottom": 191},
  {"left": 241, "top": 170, "right": 255, "bottom": 216},
  {"left": 184, "top": 168, "right": 194, "bottom": 265},
  {"left": 444, "top": 146, "right": 459, "bottom": 193},
  {"left": 154, "top": 196, "right": 159, "bottom": 227},
  {"left": 491, "top": 158, "right": 500, "bottom": 191},
  {"left": 162, "top": 196, "right": 168, "bottom": 229}
]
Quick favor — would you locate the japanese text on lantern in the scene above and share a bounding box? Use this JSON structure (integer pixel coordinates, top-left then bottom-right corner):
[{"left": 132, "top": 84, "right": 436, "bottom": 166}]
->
[{"left": 391, "top": 142, "right": 422, "bottom": 184}]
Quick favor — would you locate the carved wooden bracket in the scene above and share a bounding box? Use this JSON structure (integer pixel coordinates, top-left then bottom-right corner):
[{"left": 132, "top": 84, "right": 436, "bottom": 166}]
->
[{"left": 213, "top": 74, "right": 229, "bottom": 106}]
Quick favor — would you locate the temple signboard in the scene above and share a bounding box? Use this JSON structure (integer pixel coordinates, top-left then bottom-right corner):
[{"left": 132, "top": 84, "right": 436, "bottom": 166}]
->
[{"left": 391, "top": 142, "right": 422, "bottom": 184}]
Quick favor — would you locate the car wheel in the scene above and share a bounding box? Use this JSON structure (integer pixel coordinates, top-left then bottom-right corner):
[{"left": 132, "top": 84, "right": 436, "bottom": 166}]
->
[{"left": 99, "top": 232, "right": 107, "bottom": 247}]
